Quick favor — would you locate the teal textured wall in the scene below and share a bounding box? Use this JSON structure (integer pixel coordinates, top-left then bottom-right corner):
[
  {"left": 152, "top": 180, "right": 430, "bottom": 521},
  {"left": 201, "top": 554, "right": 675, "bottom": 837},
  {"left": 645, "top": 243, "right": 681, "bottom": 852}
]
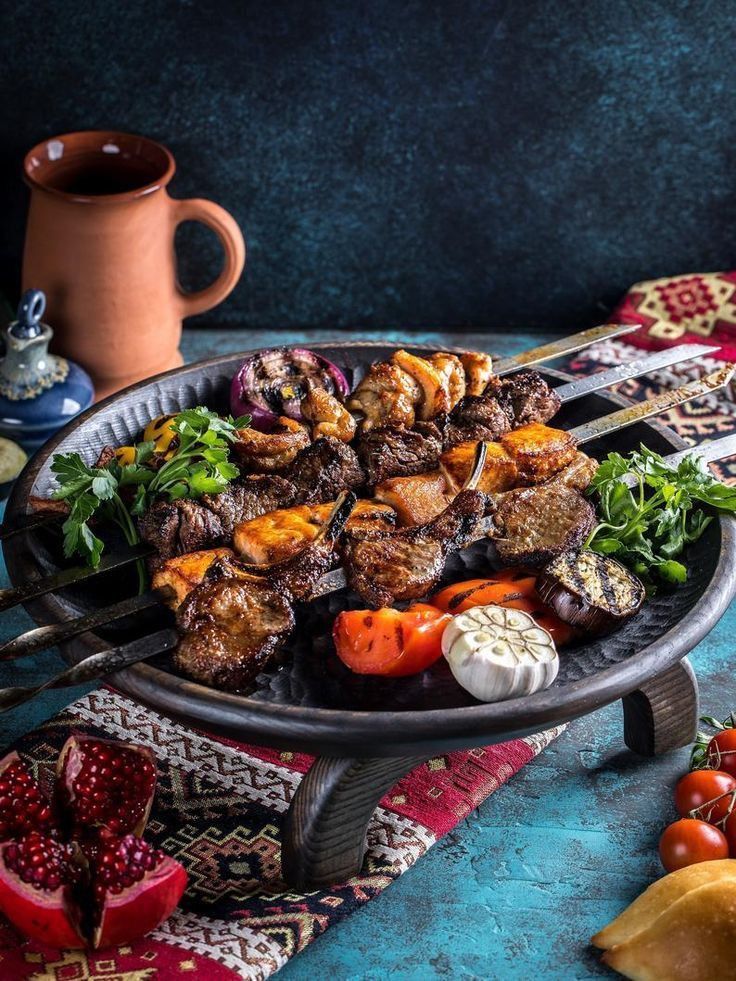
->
[{"left": 2, "top": 0, "right": 735, "bottom": 331}]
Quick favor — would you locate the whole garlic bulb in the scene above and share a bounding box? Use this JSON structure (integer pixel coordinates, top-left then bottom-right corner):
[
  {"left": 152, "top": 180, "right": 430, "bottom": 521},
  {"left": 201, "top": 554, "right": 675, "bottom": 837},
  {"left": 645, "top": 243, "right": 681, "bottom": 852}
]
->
[{"left": 441, "top": 604, "right": 559, "bottom": 702}]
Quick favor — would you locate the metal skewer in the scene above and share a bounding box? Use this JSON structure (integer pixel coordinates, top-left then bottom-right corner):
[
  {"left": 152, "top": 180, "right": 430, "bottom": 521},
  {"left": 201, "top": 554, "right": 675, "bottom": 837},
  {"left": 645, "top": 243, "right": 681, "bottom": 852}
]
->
[
  {"left": 0, "top": 630, "right": 178, "bottom": 713},
  {"left": 493, "top": 322, "right": 640, "bottom": 375},
  {"left": 311, "top": 364, "right": 736, "bottom": 598},
  {"left": 0, "top": 360, "right": 730, "bottom": 620},
  {"left": 0, "top": 590, "right": 166, "bottom": 661},
  {"left": 0, "top": 542, "right": 153, "bottom": 615},
  {"left": 1, "top": 429, "right": 735, "bottom": 712},
  {"left": 3, "top": 365, "right": 734, "bottom": 671},
  {"left": 0, "top": 321, "right": 645, "bottom": 544}
]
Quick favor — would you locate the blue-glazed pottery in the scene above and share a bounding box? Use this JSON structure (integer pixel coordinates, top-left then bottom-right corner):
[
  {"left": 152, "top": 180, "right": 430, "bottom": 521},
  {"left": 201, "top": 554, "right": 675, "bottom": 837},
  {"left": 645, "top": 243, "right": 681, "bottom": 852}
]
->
[{"left": 0, "top": 289, "right": 94, "bottom": 450}]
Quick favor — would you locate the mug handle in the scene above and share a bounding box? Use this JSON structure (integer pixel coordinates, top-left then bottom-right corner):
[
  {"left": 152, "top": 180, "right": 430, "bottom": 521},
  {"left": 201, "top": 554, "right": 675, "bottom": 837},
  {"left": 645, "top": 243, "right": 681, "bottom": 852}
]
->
[{"left": 171, "top": 198, "right": 246, "bottom": 317}]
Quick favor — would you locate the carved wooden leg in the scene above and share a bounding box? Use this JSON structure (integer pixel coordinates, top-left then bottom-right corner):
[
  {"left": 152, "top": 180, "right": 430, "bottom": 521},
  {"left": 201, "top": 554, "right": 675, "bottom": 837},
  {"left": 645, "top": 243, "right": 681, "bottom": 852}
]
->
[
  {"left": 281, "top": 755, "right": 426, "bottom": 889},
  {"left": 622, "top": 658, "right": 699, "bottom": 756}
]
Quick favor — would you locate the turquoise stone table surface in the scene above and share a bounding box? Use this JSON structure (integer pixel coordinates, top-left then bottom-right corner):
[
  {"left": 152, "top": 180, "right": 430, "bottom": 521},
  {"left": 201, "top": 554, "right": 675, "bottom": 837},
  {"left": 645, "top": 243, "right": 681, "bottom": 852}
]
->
[{"left": 2, "top": 327, "right": 734, "bottom": 980}]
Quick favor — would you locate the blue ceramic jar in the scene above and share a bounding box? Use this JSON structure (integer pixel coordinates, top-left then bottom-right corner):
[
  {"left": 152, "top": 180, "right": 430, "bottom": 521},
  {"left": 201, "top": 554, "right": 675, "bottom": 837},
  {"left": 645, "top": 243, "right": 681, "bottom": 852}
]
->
[{"left": 0, "top": 290, "right": 94, "bottom": 451}]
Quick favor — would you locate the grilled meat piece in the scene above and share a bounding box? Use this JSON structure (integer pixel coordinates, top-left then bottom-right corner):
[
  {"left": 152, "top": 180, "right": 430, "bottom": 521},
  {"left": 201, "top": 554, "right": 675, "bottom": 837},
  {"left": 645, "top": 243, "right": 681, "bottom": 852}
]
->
[
  {"left": 487, "top": 370, "right": 561, "bottom": 427},
  {"left": 374, "top": 470, "right": 453, "bottom": 525},
  {"left": 232, "top": 416, "right": 309, "bottom": 472},
  {"left": 440, "top": 441, "right": 518, "bottom": 495},
  {"left": 356, "top": 421, "right": 444, "bottom": 486},
  {"left": 283, "top": 436, "right": 364, "bottom": 503},
  {"left": 233, "top": 499, "right": 395, "bottom": 563},
  {"left": 547, "top": 451, "right": 598, "bottom": 492},
  {"left": 428, "top": 353, "right": 466, "bottom": 408},
  {"left": 152, "top": 548, "right": 234, "bottom": 609},
  {"left": 347, "top": 362, "right": 421, "bottom": 431},
  {"left": 138, "top": 498, "right": 227, "bottom": 561},
  {"left": 202, "top": 475, "right": 299, "bottom": 537},
  {"left": 174, "top": 494, "right": 356, "bottom": 689},
  {"left": 392, "top": 350, "right": 452, "bottom": 420},
  {"left": 460, "top": 352, "right": 494, "bottom": 396},
  {"left": 301, "top": 388, "right": 357, "bottom": 442},
  {"left": 175, "top": 574, "right": 295, "bottom": 690},
  {"left": 499, "top": 423, "right": 577, "bottom": 483},
  {"left": 492, "top": 484, "right": 596, "bottom": 568},
  {"left": 139, "top": 475, "right": 298, "bottom": 561},
  {"left": 342, "top": 489, "right": 488, "bottom": 607},
  {"left": 444, "top": 394, "right": 511, "bottom": 447}
]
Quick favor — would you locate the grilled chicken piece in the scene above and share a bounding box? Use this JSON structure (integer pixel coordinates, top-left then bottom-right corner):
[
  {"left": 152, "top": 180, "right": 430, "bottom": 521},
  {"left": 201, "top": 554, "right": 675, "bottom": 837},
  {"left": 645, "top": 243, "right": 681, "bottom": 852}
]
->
[
  {"left": 301, "top": 388, "right": 357, "bottom": 442},
  {"left": 232, "top": 416, "right": 309, "bottom": 472},
  {"left": 487, "top": 370, "right": 562, "bottom": 427},
  {"left": 499, "top": 423, "right": 577, "bottom": 483},
  {"left": 392, "top": 350, "right": 451, "bottom": 420},
  {"left": 152, "top": 548, "right": 234, "bottom": 609},
  {"left": 174, "top": 494, "right": 356, "bottom": 689},
  {"left": 347, "top": 362, "right": 420, "bottom": 431},
  {"left": 374, "top": 470, "right": 454, "bottom": 526},
  {"left": 440, "top": 441, "right": 519, "bottom": 494},
  {"left": 343, "top": 489, "right": 488, "bottom": 607},
  {"left": 460, "top": 352, "right": 494, "bottom": 396},
  {"left": 492, "top": 484, "right": 596, "bottom": 568},
  {"left": 444, "top": 394, "right": 511, "bottom": 448},
  {"left": 233, "top": 499, "right": 395, "bottom": 563},
  {"left": 355, "top": 421, "right": 444, "bottom": 487},
  {"left": 428, "top": 353, "right": 466, "bottom": 408}
]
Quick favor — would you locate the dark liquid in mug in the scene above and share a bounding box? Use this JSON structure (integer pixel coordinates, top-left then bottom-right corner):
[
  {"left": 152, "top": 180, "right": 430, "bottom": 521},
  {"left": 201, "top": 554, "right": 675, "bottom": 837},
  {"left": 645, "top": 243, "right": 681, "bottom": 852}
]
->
[{"left": 45, "top": 157, "right": 161, "bottom": 196}]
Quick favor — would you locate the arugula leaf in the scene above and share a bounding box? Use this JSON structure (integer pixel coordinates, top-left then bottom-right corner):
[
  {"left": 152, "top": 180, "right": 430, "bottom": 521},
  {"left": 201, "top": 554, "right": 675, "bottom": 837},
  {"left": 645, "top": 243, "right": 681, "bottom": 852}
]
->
[{"left": 587, "top": 444, "right": 736, "bottom": 589}]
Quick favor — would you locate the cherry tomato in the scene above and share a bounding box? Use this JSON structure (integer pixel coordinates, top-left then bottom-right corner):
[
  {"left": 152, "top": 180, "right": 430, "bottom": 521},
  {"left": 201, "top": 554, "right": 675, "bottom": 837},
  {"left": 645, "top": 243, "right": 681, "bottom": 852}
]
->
[
  {"left": 658, "top": 818, "right": 729, "bottom": 872},
  {"left": 707, "top": 730, "right": 736, "bottom": 778},
  {"left": 674, "top": 770, "right": 736, "bottom": 823},
  {"left": 333, "top": 604, "right": 451, "bottom": 677}
]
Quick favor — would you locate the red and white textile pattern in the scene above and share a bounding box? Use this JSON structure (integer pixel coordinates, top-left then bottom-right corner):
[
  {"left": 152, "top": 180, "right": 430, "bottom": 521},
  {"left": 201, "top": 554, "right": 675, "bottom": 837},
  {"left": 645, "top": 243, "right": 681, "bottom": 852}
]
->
[{"left": 0, "top": 690, "right": 561, "bottom": 979}]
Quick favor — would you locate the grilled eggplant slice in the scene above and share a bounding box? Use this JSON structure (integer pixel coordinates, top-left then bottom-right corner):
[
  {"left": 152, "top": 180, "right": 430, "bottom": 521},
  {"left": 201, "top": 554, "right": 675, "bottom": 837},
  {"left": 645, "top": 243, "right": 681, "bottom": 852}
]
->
[{"left": 537, "top": 550, "right": 645, "bottom": 636}]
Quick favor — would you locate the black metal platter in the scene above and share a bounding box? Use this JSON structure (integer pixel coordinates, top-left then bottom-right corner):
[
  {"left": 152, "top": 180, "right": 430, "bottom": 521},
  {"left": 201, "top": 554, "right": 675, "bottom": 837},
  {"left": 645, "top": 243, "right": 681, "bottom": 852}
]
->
[{"left": 6, "top": 344, "right": 736, "bottom": 759}]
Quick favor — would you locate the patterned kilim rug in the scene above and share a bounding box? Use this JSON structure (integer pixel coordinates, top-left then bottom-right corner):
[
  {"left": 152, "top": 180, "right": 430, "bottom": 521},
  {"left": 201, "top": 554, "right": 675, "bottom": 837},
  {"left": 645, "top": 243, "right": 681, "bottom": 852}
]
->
[{"left": 0, "top": 273, "right": 734, "bottom": 979}]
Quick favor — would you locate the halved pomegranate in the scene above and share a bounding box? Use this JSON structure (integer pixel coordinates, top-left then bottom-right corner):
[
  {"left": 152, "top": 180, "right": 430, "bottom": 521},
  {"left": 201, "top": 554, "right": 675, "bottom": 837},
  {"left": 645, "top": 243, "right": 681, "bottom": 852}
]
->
[
  {"left": 0, "top": 833, "right": 85, "bottom": 948},
  {"left": 56, "top": 736, "right": 157, "bottom": 837},
  {"left": 0, "top": 737, "right": 187, "bottom": 950},
  {"left": 90, "top": 834, "right": 187, "bottom": 948},
  {"left": 0, "top": 751, "right": 57, "bottom": 839}
]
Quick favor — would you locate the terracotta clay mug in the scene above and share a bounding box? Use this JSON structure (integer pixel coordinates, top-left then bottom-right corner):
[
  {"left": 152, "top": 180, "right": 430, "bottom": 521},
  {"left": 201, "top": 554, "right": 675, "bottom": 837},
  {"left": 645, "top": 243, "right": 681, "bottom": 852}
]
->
[{"left": 22, "top": 131, "right": 245, "bottom": 398}]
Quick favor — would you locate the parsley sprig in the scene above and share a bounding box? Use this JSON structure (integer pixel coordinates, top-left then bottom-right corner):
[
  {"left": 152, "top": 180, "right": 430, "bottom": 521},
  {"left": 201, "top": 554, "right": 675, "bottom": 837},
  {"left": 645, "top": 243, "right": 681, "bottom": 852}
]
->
[
  {"left": 586, "top": 445, "right": 736, "bottom": 589},
  {"left": 51, "top": 407, "right": 250, "bottom": 579}
]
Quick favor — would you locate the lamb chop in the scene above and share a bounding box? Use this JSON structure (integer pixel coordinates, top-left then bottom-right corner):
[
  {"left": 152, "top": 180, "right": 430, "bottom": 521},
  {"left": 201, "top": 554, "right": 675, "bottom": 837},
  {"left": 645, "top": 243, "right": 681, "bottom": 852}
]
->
[
  {"left": 174, "top": 492, "right": 356, "bottom": 689},
  {"left": 341, "top": 443, "right": 490, "bottom": 607}
]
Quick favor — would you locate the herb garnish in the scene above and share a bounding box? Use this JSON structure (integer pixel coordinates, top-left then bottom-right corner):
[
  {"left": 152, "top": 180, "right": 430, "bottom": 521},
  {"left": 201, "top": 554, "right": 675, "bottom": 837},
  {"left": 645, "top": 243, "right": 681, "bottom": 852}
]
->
[
  {"left": 586, "top": 445, "right": 736, "bottom": 589},
  {"left": 51, "top": 407, "right": 250, "bottom": 581}
]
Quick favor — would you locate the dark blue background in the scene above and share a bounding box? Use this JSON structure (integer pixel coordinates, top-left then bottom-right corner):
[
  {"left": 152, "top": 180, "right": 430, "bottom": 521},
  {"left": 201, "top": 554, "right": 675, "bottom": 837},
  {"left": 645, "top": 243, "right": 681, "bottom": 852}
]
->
[{"left": 2, "top": 0, "right": 735, "bottom": 332}]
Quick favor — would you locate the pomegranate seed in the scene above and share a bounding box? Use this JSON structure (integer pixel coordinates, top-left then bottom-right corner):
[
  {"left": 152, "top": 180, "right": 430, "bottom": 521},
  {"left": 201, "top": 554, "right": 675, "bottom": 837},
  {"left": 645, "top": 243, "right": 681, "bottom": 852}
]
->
[
  {"left": 3, "top": 833, "right": 79, "bottom": 893},
  {"left": 0, "top": 755, "right": 57, "bottom": 839},
  {"left": 92, "top": 834, "right": 165, "bottom": 908}
]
